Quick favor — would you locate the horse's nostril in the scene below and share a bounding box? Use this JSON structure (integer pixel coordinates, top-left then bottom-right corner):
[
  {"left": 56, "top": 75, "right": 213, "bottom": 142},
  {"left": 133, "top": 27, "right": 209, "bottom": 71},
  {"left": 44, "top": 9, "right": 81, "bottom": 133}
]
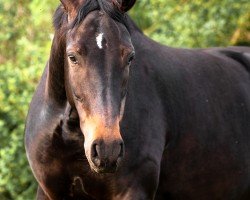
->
[
  {"left": 91, "top": 143, "right": 98, "bottom": 158},
  {"left": 91, "top": 143, "right": 101, "bottom": 168},
  {"left": 119, "top": 142, "right": 124, "bottom": 158}
]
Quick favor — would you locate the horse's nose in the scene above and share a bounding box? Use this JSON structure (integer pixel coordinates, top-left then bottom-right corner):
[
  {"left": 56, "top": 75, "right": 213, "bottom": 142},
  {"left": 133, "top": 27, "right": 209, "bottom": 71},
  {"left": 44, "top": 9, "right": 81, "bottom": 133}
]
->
[{"left": 90, "top": 139, "right": 124, "bottom": 173}]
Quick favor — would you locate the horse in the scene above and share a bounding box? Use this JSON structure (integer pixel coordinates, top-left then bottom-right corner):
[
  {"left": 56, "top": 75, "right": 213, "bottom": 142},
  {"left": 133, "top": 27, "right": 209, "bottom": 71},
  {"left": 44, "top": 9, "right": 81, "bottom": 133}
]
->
[{"left": 25, "top": 0, "right": 250, "bottom": 199}]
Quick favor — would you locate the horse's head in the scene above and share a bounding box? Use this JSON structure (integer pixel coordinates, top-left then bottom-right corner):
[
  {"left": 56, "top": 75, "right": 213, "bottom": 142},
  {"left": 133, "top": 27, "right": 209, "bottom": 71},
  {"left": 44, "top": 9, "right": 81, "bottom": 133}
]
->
[{"left": 61, "top": 0, "right": 135, "bottom": 173}]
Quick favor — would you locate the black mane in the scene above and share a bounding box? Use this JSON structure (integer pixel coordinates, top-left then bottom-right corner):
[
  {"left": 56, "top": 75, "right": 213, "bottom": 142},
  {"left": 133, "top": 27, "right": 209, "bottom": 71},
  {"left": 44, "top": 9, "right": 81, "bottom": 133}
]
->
[{"left": 53, "top": 0, "right": 128, "bottom": 31}]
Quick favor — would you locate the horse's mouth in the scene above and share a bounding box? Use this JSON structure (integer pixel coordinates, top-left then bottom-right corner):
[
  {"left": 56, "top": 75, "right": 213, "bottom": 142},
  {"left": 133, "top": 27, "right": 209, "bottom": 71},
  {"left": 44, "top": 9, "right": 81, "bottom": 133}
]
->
[
  {"left": 92, "top": 166, "right": 117, "bottom": 174},
  {"left": 88, "top": 157, "right": 121, "bottom": 174}
]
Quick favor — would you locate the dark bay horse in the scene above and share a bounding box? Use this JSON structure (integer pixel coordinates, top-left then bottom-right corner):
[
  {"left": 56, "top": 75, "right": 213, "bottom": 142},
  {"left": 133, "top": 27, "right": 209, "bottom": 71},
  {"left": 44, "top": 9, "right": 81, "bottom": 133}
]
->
[{"left": 25, "top": 0, "right": 250, "bottom": 199}]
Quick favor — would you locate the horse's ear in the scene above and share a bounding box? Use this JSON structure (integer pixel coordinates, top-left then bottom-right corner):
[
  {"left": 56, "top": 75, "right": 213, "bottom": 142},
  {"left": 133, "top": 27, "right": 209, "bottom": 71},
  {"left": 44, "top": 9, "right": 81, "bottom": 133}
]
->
[
  {"left": 60, "top": 0, "right": 85, "bottom": 21},
  {"left": 121, "top": 0, "right": 136, "bottom": 12},
  {"left": 114, "top": 0, "right": 136, "bottom": 12}
]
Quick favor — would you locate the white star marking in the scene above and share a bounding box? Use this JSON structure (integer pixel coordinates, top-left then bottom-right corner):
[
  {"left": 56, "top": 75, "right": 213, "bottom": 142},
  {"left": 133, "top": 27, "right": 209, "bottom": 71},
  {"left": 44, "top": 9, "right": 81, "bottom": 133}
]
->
[{"left": 96, "top": 33, "right": 104, "bottom": 49}]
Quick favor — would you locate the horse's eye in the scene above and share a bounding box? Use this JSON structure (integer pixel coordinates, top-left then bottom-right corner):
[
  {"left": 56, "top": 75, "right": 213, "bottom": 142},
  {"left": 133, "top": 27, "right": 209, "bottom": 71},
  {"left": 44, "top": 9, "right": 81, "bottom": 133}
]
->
[
  {"left": 68, "top": 55, "right": 78, "bottom": 64},
  {"left": 127, "top": 52, "right": 135, "bottom": 66}
]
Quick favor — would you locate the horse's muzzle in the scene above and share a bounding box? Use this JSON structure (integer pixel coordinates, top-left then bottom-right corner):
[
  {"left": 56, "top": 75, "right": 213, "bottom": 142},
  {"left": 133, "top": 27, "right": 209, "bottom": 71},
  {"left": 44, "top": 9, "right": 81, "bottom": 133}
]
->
[{"left": 89, "top": 139, "right": 124, "bottom": 173}]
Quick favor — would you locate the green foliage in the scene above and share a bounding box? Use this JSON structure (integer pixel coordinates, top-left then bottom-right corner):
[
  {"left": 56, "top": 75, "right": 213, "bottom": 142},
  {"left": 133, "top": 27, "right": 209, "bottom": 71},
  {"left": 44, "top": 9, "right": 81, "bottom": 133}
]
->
[
  {"left": 0, "top": 0, "right": 249, "bottom": 199},
  {"left": 0, "top": 0, "right": 57, "bottom": 199},
  {"left": 130, "top": 0, "right": 250, "bottom": 47}
]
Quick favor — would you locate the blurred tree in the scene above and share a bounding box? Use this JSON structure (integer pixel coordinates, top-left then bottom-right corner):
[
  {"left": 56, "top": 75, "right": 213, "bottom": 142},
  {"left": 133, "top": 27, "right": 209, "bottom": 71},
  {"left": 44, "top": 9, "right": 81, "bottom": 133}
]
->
[
  {"left": 0, "top": 0, "right": 249, "bottom": 199},
  {"left": 0, "top": 0, "right": 57, "bottom": 199},
  {"left": 130, "top": 0, "right": 250, "bottom": 47}
]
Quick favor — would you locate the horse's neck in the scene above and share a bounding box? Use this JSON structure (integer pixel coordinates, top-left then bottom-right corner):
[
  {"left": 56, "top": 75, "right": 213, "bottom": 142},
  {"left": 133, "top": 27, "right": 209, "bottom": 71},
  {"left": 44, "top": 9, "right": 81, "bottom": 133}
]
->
[
  {"left": 127, "top": 16, "right": 157, "bottom": 55},
  {"left": 45, "top": 31, "right": 67, "bottom": 107}
]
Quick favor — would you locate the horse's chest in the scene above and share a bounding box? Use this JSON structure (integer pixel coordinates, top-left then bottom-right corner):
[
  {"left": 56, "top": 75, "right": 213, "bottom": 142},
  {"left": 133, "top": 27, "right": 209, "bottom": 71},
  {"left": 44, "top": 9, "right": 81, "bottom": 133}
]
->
[
  {"left": 55, "top": 148, "right": 113, "bottom": 199},
  {"left": 68, "top": 172, "right": 114, "bottom": 199}
]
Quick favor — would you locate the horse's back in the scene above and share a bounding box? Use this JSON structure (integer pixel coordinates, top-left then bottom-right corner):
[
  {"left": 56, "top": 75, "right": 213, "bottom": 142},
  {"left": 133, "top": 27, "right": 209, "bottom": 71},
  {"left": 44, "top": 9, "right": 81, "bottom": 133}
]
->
[{"left": 204, "top": 46, "right": 250, "bottom": 73}]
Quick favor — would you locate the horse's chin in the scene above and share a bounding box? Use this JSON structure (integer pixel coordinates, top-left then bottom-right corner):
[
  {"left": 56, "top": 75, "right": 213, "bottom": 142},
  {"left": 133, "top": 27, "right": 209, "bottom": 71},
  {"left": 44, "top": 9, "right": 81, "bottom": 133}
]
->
[
  {"left": 88, "top": 160, "right": 118, "bottom": 174},
  {"left": 91, "top": 166, "right": 117, "bottom": 174},
  {"left": 85, "top": 154, "right": 119, "bottom": 174}
]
